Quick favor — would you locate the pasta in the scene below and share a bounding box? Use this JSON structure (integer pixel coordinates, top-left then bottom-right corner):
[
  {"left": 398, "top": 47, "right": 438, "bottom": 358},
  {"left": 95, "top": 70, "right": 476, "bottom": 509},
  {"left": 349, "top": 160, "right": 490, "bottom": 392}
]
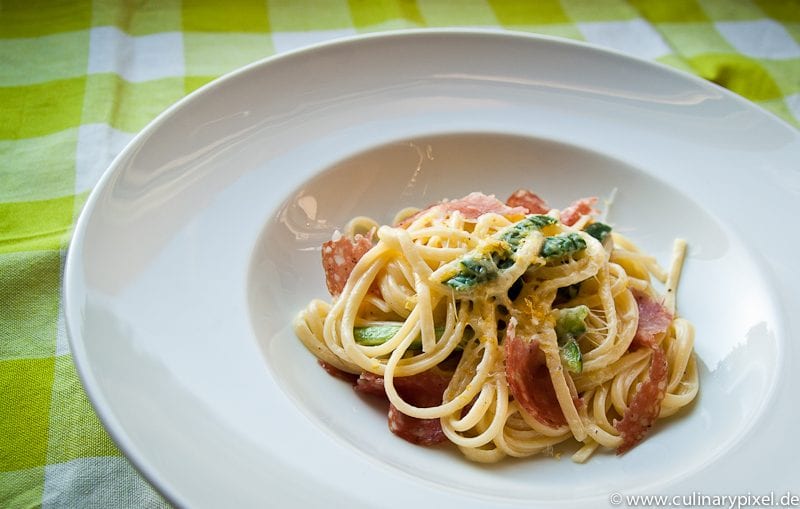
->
[{"left": 294, "top": 190, "right": 698, "bottom": 463}]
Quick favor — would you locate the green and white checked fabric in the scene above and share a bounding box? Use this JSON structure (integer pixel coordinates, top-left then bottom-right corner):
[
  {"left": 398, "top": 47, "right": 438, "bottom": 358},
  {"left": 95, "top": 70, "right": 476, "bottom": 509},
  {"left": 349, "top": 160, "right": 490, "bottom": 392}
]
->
[{"left": 1, "top": 0, "right": 797, "bottom": 507}]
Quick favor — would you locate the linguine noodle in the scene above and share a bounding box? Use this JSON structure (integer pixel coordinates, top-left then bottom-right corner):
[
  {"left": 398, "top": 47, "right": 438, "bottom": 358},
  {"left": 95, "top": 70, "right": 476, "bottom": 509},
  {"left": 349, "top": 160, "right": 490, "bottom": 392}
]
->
[{"left": 294, "top": 191, "right": 698, "bottom": 463}]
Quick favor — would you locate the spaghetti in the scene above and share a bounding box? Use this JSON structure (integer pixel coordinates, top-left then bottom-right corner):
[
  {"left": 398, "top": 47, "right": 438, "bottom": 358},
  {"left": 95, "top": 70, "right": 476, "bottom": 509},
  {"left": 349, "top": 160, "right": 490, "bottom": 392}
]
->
[{"left": 294, "top": 190, "right": 698, "bottom": 463}]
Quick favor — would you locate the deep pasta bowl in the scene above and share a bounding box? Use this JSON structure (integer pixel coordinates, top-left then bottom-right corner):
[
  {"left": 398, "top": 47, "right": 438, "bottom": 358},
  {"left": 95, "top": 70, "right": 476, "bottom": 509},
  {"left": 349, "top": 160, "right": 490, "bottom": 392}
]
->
[{"left": 64, "top": 30, "right": 800, "bottom": 508}]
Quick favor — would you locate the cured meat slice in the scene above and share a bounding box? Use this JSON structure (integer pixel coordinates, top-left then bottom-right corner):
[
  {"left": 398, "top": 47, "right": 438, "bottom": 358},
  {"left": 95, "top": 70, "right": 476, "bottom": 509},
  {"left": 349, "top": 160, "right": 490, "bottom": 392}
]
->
[
  {"left": 560, "top": 197, "right": 598, "bottom": 226},
  {"left": 354, "top": 370, "right": 451, "bottom": 446},
  {"left": 504, "top": 319, "right": 566, "bottom": 427},
  {"left": 318, "top": 360, "right": 358, "bottom": 384},
  {"left": 631, "top": 289, "right": 673, "bottom": 349},
  {"left": 388, "top": 404, "right": 446, "bottom": 445},
  {"left": 388, "top": 370, "right": 451, "bottom": 445},
  {"left": 394, "top": 370, "right": 452, "bottom": 408},
  {"left": 613, "top": 289, "right": 672, "bottom": 453},
  {"left": 614, "top": 346, "right": 668, "bottom": 454},
  {"left": 398, "top": 192, "right": 527, "bottom": 227},
  {"left": 506, "top": 189, "right": 550, "bottom": 214},
  {"left": 353, "top": 371, "right": 386, "bottom": 397},
  {"left": 437, "top": 192, "right": 529, "bottom": 220},
  {"left": 321, "top": 233, "right": 373, "bottom": 297}
]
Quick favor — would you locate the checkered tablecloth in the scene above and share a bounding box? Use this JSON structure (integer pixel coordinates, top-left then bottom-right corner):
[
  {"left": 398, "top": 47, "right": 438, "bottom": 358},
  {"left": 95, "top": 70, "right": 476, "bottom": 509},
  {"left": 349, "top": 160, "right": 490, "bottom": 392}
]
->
[{"left": 1, "top": 1, "right": 798, "bottom": 507}]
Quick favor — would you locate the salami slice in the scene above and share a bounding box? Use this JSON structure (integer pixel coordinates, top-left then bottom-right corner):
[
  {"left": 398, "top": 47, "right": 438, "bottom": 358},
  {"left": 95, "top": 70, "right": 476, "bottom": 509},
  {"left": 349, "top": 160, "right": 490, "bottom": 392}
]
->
[
  {"left": 398, "top": 192, "right": 527, "bottom": 227},
  {"left": 444, "top": 192, "right": 528, "bottom": 220},
  {"left": 504, "top": 319, "right": 566, "bottom": 428},
  {"left": 560, "top": 197, "right": 598, "bottom": 226},
  {"left": 612, "top": 289, "right": 672, "bottom": 453},
  {"left": 506, "top": 189, "right": 550, "bottom": 214},
  {"left": 353, "top": 371, "right": 386, "bottom": 397},
  {"left": 631, "top": 289, "right": 673, "bottom": 349},
  {"left": 318, "top": 360, "right": 358, "bottom": 384},
  {"left": 353, "top": 370, "right": 451, "bottom": 446},
  {"left": 321, "top": 233, "right": 373, "bottom": 297},
  {"left": 388, "top": 404, "right": 446, "bottom": 445},
  {"left": 389, "top": 370, "right": 451, "bottom": 445},
  {"left": 614, "top": 346, "right": 669, "bottom": 454}
]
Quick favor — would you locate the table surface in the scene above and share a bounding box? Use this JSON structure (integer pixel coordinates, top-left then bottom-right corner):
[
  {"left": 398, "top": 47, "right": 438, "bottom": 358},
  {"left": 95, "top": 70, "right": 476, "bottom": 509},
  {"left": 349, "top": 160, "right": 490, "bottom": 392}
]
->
[{"left": 1, "top": 1, "right": 799, "bottom": 507}]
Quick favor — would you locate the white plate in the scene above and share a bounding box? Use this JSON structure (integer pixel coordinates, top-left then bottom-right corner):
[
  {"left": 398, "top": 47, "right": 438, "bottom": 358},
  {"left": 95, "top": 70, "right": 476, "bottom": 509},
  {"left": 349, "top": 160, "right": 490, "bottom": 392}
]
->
[{"left": 64, "top": 30, "right": 800, "bottom": 508}]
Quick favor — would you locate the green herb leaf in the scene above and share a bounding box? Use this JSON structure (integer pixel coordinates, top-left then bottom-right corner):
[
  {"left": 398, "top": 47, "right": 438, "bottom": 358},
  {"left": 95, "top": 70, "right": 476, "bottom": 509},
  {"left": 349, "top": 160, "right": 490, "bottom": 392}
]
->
[
  {"left": 554, "top": 305, "right": 590, "bottom": 344},
  {"left": 554, "top": 305, "right": 588, "bottom": 373},
  {"left": 442, "top": 214, "right": 556, "bottom": 291},
  {"left": 353, "top": 325, "right": 448, "bottom": 349},
  {"left": 445, "top": 256, "right": 498, "bottom": 290},
  {"left": 560, "top": 339, "right": 583, "bottom": 374},
  {"left": 540, "top": 232, "right": 587, "bottom": 260},
  {"left": 584, "top": 222, "right": 612, "bottom": 244}
]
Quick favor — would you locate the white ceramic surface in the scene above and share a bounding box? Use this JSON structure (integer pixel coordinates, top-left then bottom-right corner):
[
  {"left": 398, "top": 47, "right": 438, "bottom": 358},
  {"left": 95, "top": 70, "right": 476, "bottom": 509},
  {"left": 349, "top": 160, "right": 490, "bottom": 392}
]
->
[{"left": 64, "top": 30, "right": 800, "bottom": 508}]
